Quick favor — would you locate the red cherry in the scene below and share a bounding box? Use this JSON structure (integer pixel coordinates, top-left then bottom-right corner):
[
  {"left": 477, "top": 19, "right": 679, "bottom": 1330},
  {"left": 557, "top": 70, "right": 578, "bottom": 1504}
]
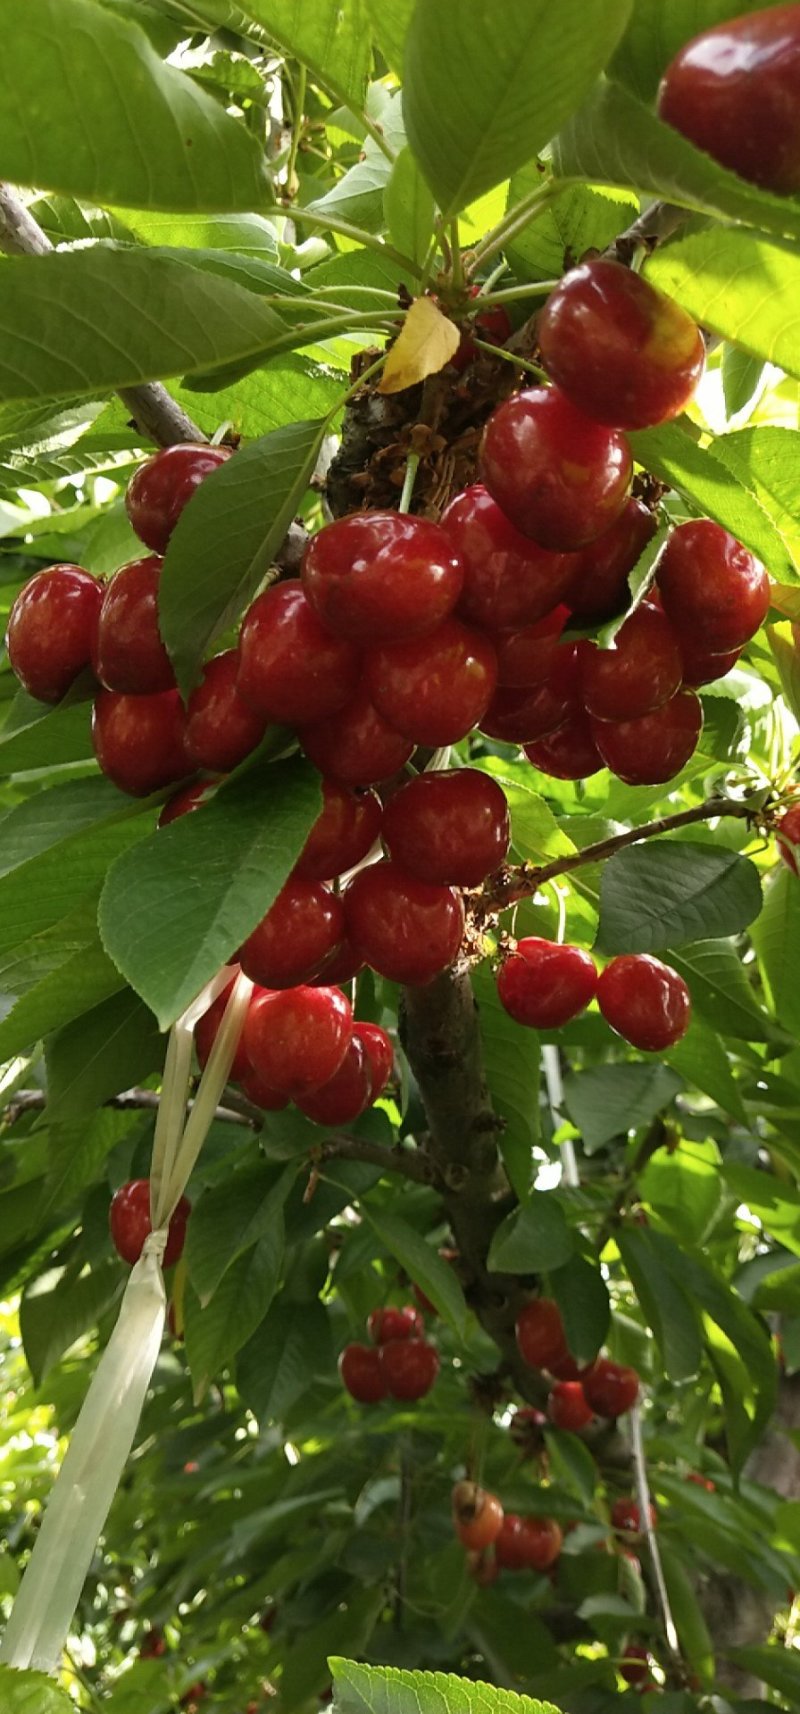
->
[
  {"left": 687, "top": 1472, "right": 716, "bottom": 1492},
  {"left": 344, "top": 860, "right": 465, "bottom": 985},
  {"left": 620, "top": 1643, "right": 650, "bottom": 1686},
  {"left": 497, "top": 938, "right": 598, "bottom": 1029},
  {"left": 140, "top": 1630, "right": 166, "bottom": 1659},
  {"left": 777, "top": 803, "right": 800, "bottom": 874},
  {"left": 494, "top": 606, "right": 569, "bottom": 688},
  {"left": 597, "top": 954, "right": 691, "bottom": 1052},
  {"left": 452, "top": 1481, "right": 505, "bottom": 1549},
  {"left": 611, "top": 1497, "right": 657, "bottom": 1534},
  {"left": 6, "top": 563, "right": 102, "bottom": 702},
  {"left": 237, "top": 1063, "right": 289, "bottom": 1112},
  {"left": 524, "top": 709, "right": 604, "bottom": 780},
  {"left": 582, "top": 1358, "right": 640, "bottom": 1417},
  {"left": 380, "top": 1338, "right": 440, "bottom": 1400},
  {"left": 679, "top": 638, "right": 741, "bottom": 687},
  {"left": 125, "top": 443, "right": 232, "bottom": 553},
  {"left": 242, "top": 985, "right": 352, "bottom": 1099},
  {"left": 365, "top": 617, "right": 498, "bottom": 746},
  {"left": 481, "top": 640, "right": 585, "bottom": 744},
  {"left": 516, "top": 1298, "right": 568, "bottom": 1371},
  {"left": 581, "top": 601, "right": 683, "bottom": 722},
  {"left": 538, "top": 258, "right": 704, "bottom": 430},
  {"left": 109, "top": 1179, "right": 190, "bottom": 1268},
  {"left": 302, "top": 512, "right": 463, "bottom": 643},
  {"left": 520, "top": 1516, "right": 563, "bottom": 1571},
  {"left": 238, "top": 878, "right": 345, "bottom": 989},
  {"left": 480, "top": 386, "right": 633, "bottom": 551},
  {"left": 564, "top": 498, "right": 658, "bottom": 623},
  {"left": 381, "top": 770, "right": 510, "bottom": 887},
  {"left": 293, "top": 780, "right": 382, "bottom": 881},
  {"left": 590, "top": 686, "right": 702, "bottom": 785},
  {"left": 451, "top": 287, "right": 513, "bottom": 371},
  {"left": 354, "top": 1022, "right": 394, "bottom": 1099},
  {"left": 368, "top": 1305, "right": 425, "bottom": 1345},
  {"left": 185, "top": 650, "right": 266, "bottom": 772},
  {"left": 92, "top": 688, "right": 190, "bottom": 796},
  {"left": 657, "top": 6, "right": 800, "bottom": 195},
  {"left": 237, "top": 583, "right": 361, "bottom": 727},
  {"left": 657, "top": 520, "right": 770, "bottom": 652},
  {"left": 339, "top": 1342, "right": 387, "bottom": 1404},
  {"left": 440, "top": 484, "right": 575, "bottom": 630},
  {"left": 547, "top": 1350, "right": 582, "bottom": 1381},
  {"left": 494, "top": 1513, "right": 529, "bottom": 1570},
  {"left": 300, "top": 685, "right": 414, "bottom": 787},
  {"left": 296, "top": 1031, "right": 374, "bottom": 1125},
  {"left": 158, "top": 779, "right": 217, "bottom": 826},
  {"left": 195, "top": 974, "right": 260, "bottom": 1083},
  {"left": 93, "top": 556, "right": 174, "bottom": 694},
  {"left": 310, "top": 936, "right": 365, "bottom": 986},
  {"left": 547, "top": 1381, "right": 593, "bottom": 1431}
]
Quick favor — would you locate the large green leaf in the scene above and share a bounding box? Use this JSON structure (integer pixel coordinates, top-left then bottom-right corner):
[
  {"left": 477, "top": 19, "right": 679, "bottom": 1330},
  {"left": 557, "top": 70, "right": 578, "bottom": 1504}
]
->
[
  {"left": 506, "top": 172, "right": 638, "bottom": 280},
  {"left": 548, "top": 1255, "right": 609, "bottom": 1364},
  {"left": 711, "top": 427, "right": 800, "bottom": 576},
  {"left": 0, "top": 1667, "right": 75, "bottom": 1714},
  {"left": 384, "top": 148, "right": 436, "bottom": 269},
  {"left": 237, "top": 1295, "right": 334, "bottom": 1424},
  {"left": 241, "top": 0, "right": 370, "bottom": 105},
  {"left": 44, "top": 989, "right": 164, "bottom": 1121},
  {"left": 610, "top": 0, "right": 781, "bottom": 101},
  {"left": 403, "top": 0, "right": 632, "bottom": 216},
  {"left": 628, "top": 421, "right": 791, "bottom": 579},
  {"left": 0, "top": 940, "right": 125, "bottom": 1059},
  {"left": 620, "top": 1229, "right": 703, "bottom": 1381},
  {"left": 19, "top": 1260, "right": 123, "bottom": 1386},
  {"left": 487, "top": 1194, "right": 574, "bottom": 1275},
  {"left": 0, "top": 777, "right": 145, "bottom": 880},
  {"left": 667, "top": 939, "right": 794, "bottom": 1050},
  {"left": 0, "top": 0, "right": 268, "bottom": 212},
  {"left": 727, "top": 1644, "right": 800, "bottom": 1702},
  {"left": 721, "top": 1163, "right": 800, "bottom": 1259},
  {"left": 0, "top": 817, "right": 150, "bottom": 960},
  {"left": 563, "top": 1062, "right": 683, "bottom": 1152},
  {"left": 330, "top": 1660, "right": 560, "bottom": 1714},
  {"left": 184, "top": 1231, "right": 284, "bottom": 1400},
  {"left": 665, "top": 1016, "right": 748, "bottom": 1123},
  {"left": 360, "top": 1208, "right": 469, "bottom": 1337},
  {"left": 596, "top": 841, "right": 763, "bottom": 954},
  {"left": 186, "top": 1162, "right": 296, "bottom": 1303},
  {"left": 99, "top": 760, "right": 322, "bottom": 1027},
  {"left": 751, "top": 868, "right": 800, "bottom": 1042},
  {"left": 366, "top": 0, "right": 414, "bottom": 76},
  {"left": 647, "top": 228, "right": 800, "bottom": 387}
]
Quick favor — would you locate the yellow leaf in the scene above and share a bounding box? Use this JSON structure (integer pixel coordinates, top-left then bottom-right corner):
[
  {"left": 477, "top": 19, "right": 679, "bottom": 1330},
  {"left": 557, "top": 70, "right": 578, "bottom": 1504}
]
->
[{"left": 377, "top": 295, "right": 460, "bottom": 394}]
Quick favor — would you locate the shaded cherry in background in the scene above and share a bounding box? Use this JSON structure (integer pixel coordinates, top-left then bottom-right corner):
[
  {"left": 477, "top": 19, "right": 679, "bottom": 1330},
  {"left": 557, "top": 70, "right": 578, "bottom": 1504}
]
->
[
  {"left": 237, "top": 583, "right": 361, "bottom": 727},
  {"left": 450, "top": 286, "right": 512, "bottom": 372},
  {"left": 355, "top": 1022, "right": 394, "bottom": 1099},
  {"left": 777, "top": 803, "right": 800, "bottom": 874},
  {"left": 480, "top": 386, "right": 633, "bottom": 551},
  {"left": 382, "top": 769, "right": 510, "bottom": 887},
  {"left": 657, "top": 519, "right": 770, "bottom": 652},
  {"left": 6, "top": 563, "right": 103, "bottom": 702},
  {"left": 563, "top": 497, "right": 658, "bottom": 624},
  {"left": 494, "top": 605, "right": 568, "bottom": 688},
  {"left": 300, "top": 685, "right": 414, "bottom": 787},
  {"left": 598, "top": 954, "right": 691, "bottom": 1052},
  {"left": 365, "top": 617, "right": 498, "bottom": 746},
  {"left": 498, "top": 938, "right": 598, "bottom": 1030},
  {"left": 243, "top": 985, "right": 352, "bottom": 1099},
  {"left": 590, "top": 686, "right": 703, "bottom": 786},
  {"left": 237, "top": 1064, "right": 289, "bottom": 1112},
  {"left": 302, "top": 510, "right": 463, "bottom": 642},
  {"left": 381, "top": 1338, "right": 439, "bottom": 1401},
  {"left": 93, "top": 556, "right": 174, "bottom": 694},
  {"left": 311, "top": 935, "right": 364, "bottom": 987},
  {"left": 185, "top": 650, "right": 267, "bottom": 773},
  {"left": 583, "top": 1357, "right": 640, "bottom": 1417},
  {"left": 125, "top": 443, "right": 232, "bottom": 553},
  {"left": 339, "top": 1342, "right": 387, "bottom": 1404},
  {"left": 481, "top": 639, "right": 585, "bottom": 745},
  {"left": 92, "top": 688, "right": 189, "bottom": 796},
  {"left": 547, "top": 1381, "right": 593, "bottom": 1431},
  {"left": 238, "top": 877, "right": 345, "bottom": 989},
  {"left": 159, "top": 780, "right": 217, "bottom": 827},
  {"left": 516, "top": 1298, "right": 569, "bottom": 1371},
  {"left": 620, "top": 1643, "right": 651, "bottom": 1686},
  {"left": 581, "top": 600, "right": 683, "bottom": 722},
  {"left": 110, "top": 1179, "right": 190, "bottom": 1268},
  {"left": 521, "top": 1516, "right": 563, "bottom": 1571},
  {"left": 494, "top": 1513, "right": 530, "bottom": 1571},
  {"left": 344, "top": 860, "right": 465, "bottom": 986},
  {"left": 452, "top": 1482, "right": 504, "bottom": 1550},
  {"left": 524, "top": 709, "right": 605, "bottom": 781},
  {"left": 293, "top": 780, "right": 382, "bottom": 881},
  {"left": 611, "top": 1497, "right": 657, "bottom": 1535},
  {"left": 368, "top": 1305, "right": 424, "bottom": 1345},
  {"left": 296, "top": 1032, "right": 373, "bottom": 1125},
  {"left": 440, "top": 483, "right": 574, "bottom": 630}
]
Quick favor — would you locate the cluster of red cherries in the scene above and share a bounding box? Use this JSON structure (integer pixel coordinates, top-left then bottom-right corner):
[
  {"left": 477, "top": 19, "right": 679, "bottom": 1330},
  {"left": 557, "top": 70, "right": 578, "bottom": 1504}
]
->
[
  {"left": 516, "top": 1295, "right": 641, "bottom": 1429},
  {"left": 338, "top": 1302, "right": 440, "bottom": 1404}
]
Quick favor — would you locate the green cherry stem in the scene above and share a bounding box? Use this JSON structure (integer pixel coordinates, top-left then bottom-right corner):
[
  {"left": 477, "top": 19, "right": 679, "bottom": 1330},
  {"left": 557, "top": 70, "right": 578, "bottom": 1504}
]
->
[{"left": 398, "top": 451, "right": 421, "bottom": 515}]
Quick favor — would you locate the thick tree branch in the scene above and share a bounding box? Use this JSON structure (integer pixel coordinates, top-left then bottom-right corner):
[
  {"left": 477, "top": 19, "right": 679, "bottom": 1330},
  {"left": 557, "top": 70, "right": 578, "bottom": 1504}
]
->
[
  {"left": 316, "top": 1133, "right": 438, "bottom": 1185},
  {"left": 1, "top": 1086, "right": 256, "bottom": 1129},
  {"left": 605, "top": 200, "right": 689, "bottom": 266}
]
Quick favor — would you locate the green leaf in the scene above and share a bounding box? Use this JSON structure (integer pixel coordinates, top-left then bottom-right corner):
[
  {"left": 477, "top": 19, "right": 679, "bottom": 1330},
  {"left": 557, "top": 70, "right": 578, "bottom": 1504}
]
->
[
  {"left": 751, "top": 868, "right": 800, "bottom": 1041},
  {"left": 19, "top": 1261, "right": 123, "bottom": 1386},
  {"left": 711, "top": 427, "right": 800, "bottom": 576},
  {"left": 365, "top": 0, "right": 414, "bottom": 76},
  {"left": 237, "top": 1295, "right": 334, "bottom": 1423},
  {"left": 99, "top": 760, "right": 322, "bottom": 1029},
  {"left": 185, "top": 1162, "right": 296, "bottom": 1303},
  {"left": 726, "top": 1645, "right": 800, "bottom": 1703},
  {"left": 0, "top": 777, "right": 145, "bottom": 881},
  {"left": 506, "top": 171, "right": 638, "bottom": 280},
  {"left": 472, "top": 963, "right": 540, "bottom": 1202},
  {"left": 647, "top": 227, "right": 800, "bottom": 386},
  {"left": 665, "top": 1016, "right": 748, "bottom": 1123},
  {"left": 667, "top": 939, "right": 794, "bottom": 1050},
  {"left": 0, "top": 940, "right": 125, "bottom": 1060},
  {"left": 114, "top": 208, "right": 280, "bottom": 255},
  {"left": 563, "top": 1063, "right": 683, "bottom": 1153},
  {"left": 360, "top": 1208, "right": 469, "bottom": 1336},
  {"left": 548, "top": 1255, "right": 609, "bottom": 1364},
  {"left": 0, "top": 0, "right": 268, "bottom": 212},
  {"left": 403, "top": 0, "right": 632, "bottom": 217},
  {"left": 487, "top": 1193, "right": 574, "bottom": 1275},
  {"left": 0, "top": 816, "right": 150, "bottom": 960},
  {"left": 753, "top": 1261, "right": 800, "bottom": 1315},
  {"left": 0, "top": 1667, "right": 75, "bottom": 1714},
  {"left": 627, "top": 421, "right": 791, "bottom": 580},
  {"left": 160, "top": 419, "right": 327, "bottom": 693},
  {"left": 720, "top": 1163, "right": 800, "bottom": 1259},
  {"left": 596, "top": 841, "right": 763, "bottom": 954},
  {"left": 721, "top": 345, "right": 767, "bottom": 421},
  {"left": 44, "top": 989, "right": 164, "bottom": 1121},
  {"left": 610, "top": 0, "right": 781, "bottom": 102},
  {"left": 0, "top": 699, "right": 94, "bottom": 773},
  {"left": 617, "top": 1227, "right": 703, "bottom": 1381},
  {"left": 242, "top": 0, "right": 371, "bottom": 106},
  {"left": 473, "top": 762, "right": 575, "bottom": 865},
  {"left": 384, "top": 148, "right": 436, "bottom": 270},
  {"left": 282, "top": 1592, "right": 385, "bottom": 1710},
  {"left": 330, "top": 1660, "right": 561, "bottom": 1714},
  {"left": 185, "top": 1230, "right": 284, "bottom": 1400},
  {"left": 658, "top": 1543, "right": 715, "bottom": 1683}
]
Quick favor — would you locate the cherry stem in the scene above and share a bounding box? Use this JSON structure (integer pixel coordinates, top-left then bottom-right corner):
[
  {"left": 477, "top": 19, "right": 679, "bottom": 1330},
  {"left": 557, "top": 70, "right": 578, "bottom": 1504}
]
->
[
  {"left": 398, "top": 451, "right": 421, "bottom": 514},
  {"left": 477, "top": 279, "right": 559, "bottom": 305},
  {"left": 471, "top": 336, "right": 547, "bottom": 380}
]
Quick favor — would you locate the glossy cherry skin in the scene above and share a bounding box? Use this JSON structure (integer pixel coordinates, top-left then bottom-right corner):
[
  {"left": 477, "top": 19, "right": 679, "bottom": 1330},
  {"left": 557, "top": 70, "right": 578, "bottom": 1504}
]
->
[
  {"left": 516, "top": 1298, "right": 569, "bottom": 1371},
  {"left": 590, "top": 687, "right": 702, "bottom": 786},
  {"left": 344, "top": 860, "right": 465, "bottom": 986},
  {"left": 109, "top": 1179, "right": 190, "bottom": 1268},
  {"left": 302, "top": 512, "right": 463, "bottom": 643},
  {"left": 658, "top": 520, "right": 770, "bottom": 652},
  {"left": 382, "top": 770, "right": 510, "bottom": 887},
  {"left": 524, "top": 709, "right": 605, "bottom": 781},
  {"left": 620, "top": 1644, "right": 650, "bottom": 1687},
  {"left": 481, "top": 640, "right": 585, "bottom": 744},
  {"left": 564, "top": 497, "right": 658, "bottom": 623},
  {"left": 239, "top": 878, "right": 345, "bottom": 989},
  {"left": 611, "top": 1497, "right": 657, "bottom": 1535},
  {"left": 441, "top": 484, "right": 574, "bottom": 630},
  {"left": 237, "top": 583, "right": 361, "bottom": 727},
  {"left": 581, "top": 601, "right": 683, "bottom": 722},
  {"left": 6, "top": 564, "right": 103, "bottom": 702},
  {"left": 237, "top": 1063, "right": 289, "bottom": 1112},
  {"left": 296, "top": 1032, "right": 373, "bottom": 1125},
  {"left": 185, "top": 650, "right": 266, "bottom": 773},
  {"left": 452, "top": 1482, "right": 505, "bottom": 1550},
  {"left": 93, "top": 556, "right": 174, "bottom": 694},
  {"left": 494, "top": 1513, "right": 530, "bottom": 1570},
  {"left": 243, "top": 985, "right": 352, "bottom": 1099},
  {"left": 339, "top": 1342, "right": 387, "bottom": 1403},
  {"left": 498, "top": 938, "right": 598, "bottom": 1030},
  {"left": 547, "top": 1381, "right": 593, "bottom": 1431},
  {"left": 777, "top": 803, "right": 800, "bottom": 874},
  {"left": 195, "top": 974, "right": 260, "bottom": 1083},
  {"left": 583, "top": 1358, "right": 640, "bottom": 1418},
  {"left": 521, "top": 1517, "right": 563, "bottom": 1571},
  {"left": 494, "top": 605, "right": 569, "bottom": 688},
  {"left": 597, "top": 954, "right": 691, "bottom": 1052},
  {"left": 92, "top": 688, "right": 190, "bottom": 796},
  {"left": 538, "top": 258, "right": 705, "bottom": 430},
  {"left": 355, "top": 1021, "right": 394, "bottom": 1099},
  {"left": 300, "top": 686, "right": 414, "bottom": 787},
  {"left": 658, "top": 5, "right": 800, "bottom": 195},
  {"left": 679, "top": 638, "right": 741, "bottom": 687},
  {"left": 125, "top": 443, "right": 232, "bottom": 553},
  {"left": 368, "top": 1305, "right": 425, "bottom": 1345},
  {"left": 310, "top": 936, "right": 365, "bottom": 987},
  {"left": 365, "top": 618, "right": 498, "bottom": 747},
  {"left": 380, "top": 1338, "right": 440, "bottom": 1401},
  {"left": 480, "top": 386, "right": 633, "bottom": 551},
  {"left": 294, "top": 780, "right": 382, "bottom": 881},
  {"left": 158, "top": 779, "right": 217, "bottom": 826}
]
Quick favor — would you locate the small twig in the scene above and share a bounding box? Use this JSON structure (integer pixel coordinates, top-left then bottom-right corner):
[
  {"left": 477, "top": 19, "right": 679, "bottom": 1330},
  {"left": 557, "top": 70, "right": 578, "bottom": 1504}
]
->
[
  {"left": 629, "top": 1401, "right": 681, "bottom": 1660},
  {"left": 605, "top": 200, "right": 689, "bottom": 268},
  {"left": 316, "top": 1134, "right": 438, "bottom": 1185},
  {"left": 1, "top": 1087, "right": 257, "bottom": 1129}
]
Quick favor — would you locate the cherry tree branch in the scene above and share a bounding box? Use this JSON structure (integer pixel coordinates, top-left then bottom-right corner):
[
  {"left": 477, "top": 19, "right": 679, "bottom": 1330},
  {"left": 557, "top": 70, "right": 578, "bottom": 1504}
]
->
[
  {"left": 1, "top": 1086, "right": 257, "bottom": 1129},
  {"left": 604, "top": 200, "right": 689, "bottom": 266},
  {"left": 315, "top": 1133, "right": 438, "bottom": 1185}
]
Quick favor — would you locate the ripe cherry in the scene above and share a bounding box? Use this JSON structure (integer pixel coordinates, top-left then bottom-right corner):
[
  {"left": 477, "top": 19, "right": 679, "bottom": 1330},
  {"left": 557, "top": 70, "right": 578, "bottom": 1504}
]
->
[
  {"left": 302, "top": 512, "right": 463, "bottom": 642},
  {"left": 480, "top": 386, "right": 633, "bottom": 552},
  {"left": 354, "top": 1022, "right": 394, "bottom": 1099},
  {"left": 339, "top": 1342, "right": 387, "bottom": 1404},
  {"left": 93, "top": 556, "right": 174, "bottom": 694},
  {"left": 185, "top": 650, "right": 266, "bottom": 772},
  {"left": 521, "top": 1516, "right": 563, "bottom": 1571},
  {"left": 300, "top": 685, "right": 414, "bottom": 787},
  {"left": 310, "top": 935, "right": 364, "bottom": 987},
  {"left": 516, "top": 1298, "right": 569, "bottom": 1371},
  {"left": 238, "top": 877, "right": 345, "bottom": 989},
  {"left": 679, "top": 638, "right": 741, "bottom": 687},
  {"left": 597, "top": 954, "right": 691, "bottom": 1052},
  {"left": 582, "top": 1358, "right": 640, "bottom": 1418},
  {"left": 777, "top": 803, "right": 800, "bottom": 874},
  {"left": 125, "top": 443, "right": 232, "bottom": 553},
  {"left": 611, "top": 1497, "right": 657, "bottom": 1535},
  {"left": 581, "top": 601, "right": 683, "bottom": 722},
  {"left": 494, "top": 606, "right": 569, "bottom": 688},
  {"left": 538, "top": 258, "right": 704, "bottom": 430},
  {"left": 293, "top": 780, "right": 382, "bottom": 881},
  {"left": 344, "top": 860, "right": 465, "bottom": 985},
  {"left": 452, "top": 1482, "right": 505, "bottom": 1550},
  {"left": 547, "top": 1350, "right": 582, "bottom": 1381},
  {"left": 6, "top": 563, "right": 103, "bottom": 702},
  {"left": 657, "top": 520, "right": 770, "bottom": 652},
  {"left": 92, "top": 688, "right": 190, "bottom": 796},
  {"left": 195, "top": 974, "right": 254, "bottom": 1083},
  {"left": 140, "top": 1629, "right": 166, "bottom": 1659},
  {"left": 237, "top": 584, "right": 361, "bottom": 727},
  {"left": 237, "top": 1064, "right": 289, "bottom": 1112},
  {"left": 368, "top": 1305, "right": 425, "bottom": 1345},
  {"left": 381, "top": 1338, "right": 440, "bottom": 1400},
  {"left": 547, "top": 1381, "right": 593, "bottom": 1431},
  {"left": 497, "top": 938, "right": 598, "bottom": 1030},
  {"left": 109, "top": 1179, "right": 190, "bottom": 1268},
  {"left": 243, "top": 985, "right": 352, "bottom": 1099},
  {"left": 481, "top": 640, "right": 585, "bottom": 744},
  {"left": 451, "top": 286, "right": 512, "bottom": 372},
  {"left": 657, "top": 5, "right": 800, "bottom": 196},
  {"left": 687, "top": 1472, "right": 716, "bottom": 1492},
  {"left": 365, "top": 617, "right": 498, "bottom": 746},
  {"left": 296, "top": 1032, "right": 373, "bottom": 1125},
  {"left": 440, "top": 483, "right": 574, "bottom": 630},
  {"left": 524, "top": 710, "right": 604, "bottom": 780},
  {"left": 494, "top": 1512, "right": 530, "bottom": 1570},
  {"left": 159, "top": 779, "right": 216, "bottom": 826},
  {"left": 381, "top": 769, "right": 510, "bottom": 887},
  {"left": 620, "top": 1643, "right": 650, "bottom": 1686},
  {"left": 564, "top": 497, "right": 658, "bottom": 623},
  {"left": 590, "top": 686, "right": 703, "bottom": 785}
]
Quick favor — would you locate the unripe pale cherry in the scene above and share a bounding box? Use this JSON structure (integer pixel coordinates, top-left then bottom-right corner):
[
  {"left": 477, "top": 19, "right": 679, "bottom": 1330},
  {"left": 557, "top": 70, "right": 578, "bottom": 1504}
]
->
[
  {"left": 125, "top": 443, "right": 232, "bottom": 553},
  {"left": 480, "top": 386, "right": 633, "bottom": 551},
  {"left": 368, "top": 1306, "right": 425, "bottom": 1345},
  {"left": 440, "top": 483, "right": 575, "bottom": 630},
  {"left": 344, "top": 860, "right": 465, "bottom": 986},
  {"left": 6, "top": 563, "right": 103, "bottom": 702},
  {"left": 92, "top": 688, "right": 190, "bottom": 796},
  {"left": 564, "top": 497, "right": 658, "bottom": 624},
  {"left": 452, "top": 1482, "right": 505, "bottom": 1550},
  {"left": 109, "top": 1179, "right": 190, "bottom": 1268},
  {"left": 302, "top": 511, "right": 464, "bottom": 642},
  {"left": 381, "top": 770, "right": 510, "bottom": 888},
  {"left": 598, "top": 954, "right": 691, "bottom": 1052},
  {"left": 583, "top": 1358, "right": 640, "bottom": 1417},
  {"left": 93, "top": 556, "right": 174, "bottom": 694},
  {"left": 581, "top": 601, "right": 683, "bottom": 723},
  {"left": 590, "top": 687, "right": 703, "bottom": 786},
  {"left": 238, "top": 878, "right": 345, "bottom": 989},
  {"left": 380, "top": 1338, "right": 440, "bottom": 1400},
  {"left": 293, "top": 780, "right": 382, "bottom": 882},
  {"left": 657, "top": 519, "right": 770, "bottom": 652},
  {"left": 296, "top": 1033, "right": 373, "bottom": 1126},
  {"left": 497, "top": 938, "right": 598, "bottom": 1030},
  {"left": 300, "top": 686, "right": 414, "bottom": 787},
  {"left": 339, "top": 1342, "right": 387, "bottom": 1404},
  {"left": 516, "top": 1298, "right": 568, "bottom": 1371},
  {"left": 365, "top": 617, "right": 498, "bottom": 746},
  {"left": 185, "top": 650, "right": 267, "bottom": 773},
  {"left": 524, "top": 709, "right": 605, "bottom": 781},
  {"left": 237, "top": 583, "right": 361, "bottom": 727},
  {"left": 243, "top": 985, "right": 353, "bottom": 1099}
]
